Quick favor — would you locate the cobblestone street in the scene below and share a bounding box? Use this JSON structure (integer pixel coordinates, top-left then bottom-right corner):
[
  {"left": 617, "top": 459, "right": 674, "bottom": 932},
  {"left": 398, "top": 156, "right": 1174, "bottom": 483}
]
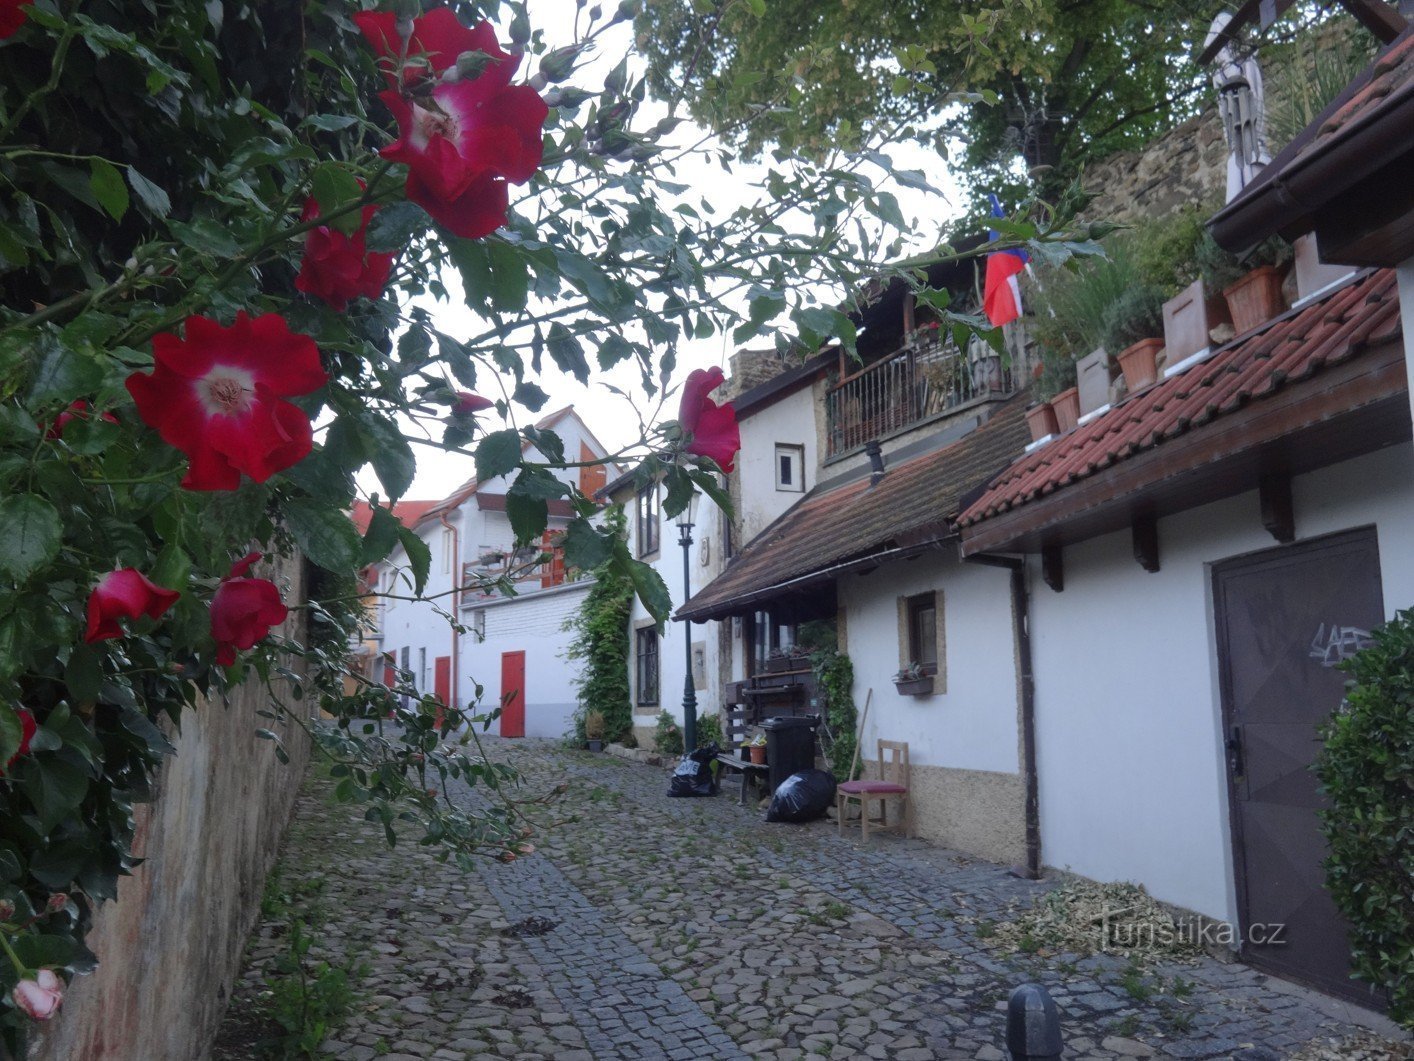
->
[{"left": 214, "top": 739, "right": 1406, "bottom": 1060}]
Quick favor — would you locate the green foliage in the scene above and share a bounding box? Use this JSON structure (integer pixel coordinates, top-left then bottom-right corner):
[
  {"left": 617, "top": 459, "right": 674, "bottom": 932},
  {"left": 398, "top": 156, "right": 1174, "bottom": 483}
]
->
[
  {"left": 1131, "top": 208, "right": 1208, "bottom": 294},
  {"left": 1028, "top": 239, "right": 1136, "bottom": 399},
  {"left": 695, "top": 710, "right": 723, "bottom": 749},
  {"left": 654, "top": 711, "right": 684, "bottom": 756},
  {"left": 1100, "top": 284, "right": 1166, "bottom": 355},
  {"left": 565, "top": 509, "right": 634, "bottom": 745},
  {"left": 1316, "top": 610, "right": 1414, "bottom": 1028},
  {"left": 583, "top": 710, "right": 606, "bottom": 741},
  {"left": 1196, "top": 230, "right": 1293, "bottom": 293},
  {"left": 1265, "top": 19, "right": 1376, "bottom": 151},
  {"left": 811, "top": 643, "right": 858, "bottom": 781}
]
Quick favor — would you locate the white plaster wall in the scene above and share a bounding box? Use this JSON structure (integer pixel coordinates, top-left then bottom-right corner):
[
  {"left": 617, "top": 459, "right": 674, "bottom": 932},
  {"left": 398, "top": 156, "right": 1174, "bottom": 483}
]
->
[
  {"left": 461, "top": 581, "right": 592, "bottom": 739},
  {"left": 736, "top": 386, "right": 818, "bottom": 545},
  {"left": 379, "top": 523, "right": 458, "bottom": 698},
  {"left": 1029, "top": 442, "right": 1414, "bottom": 924},
  {"left": 838, "top": 550, "right": 1021, "bottom": 775}
]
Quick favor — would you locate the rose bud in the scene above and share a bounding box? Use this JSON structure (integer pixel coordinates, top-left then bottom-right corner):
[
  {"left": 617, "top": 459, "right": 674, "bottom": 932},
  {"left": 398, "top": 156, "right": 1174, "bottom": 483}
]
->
[{"left": 12, "top": 969, "right": 64, "bottom": 1021}]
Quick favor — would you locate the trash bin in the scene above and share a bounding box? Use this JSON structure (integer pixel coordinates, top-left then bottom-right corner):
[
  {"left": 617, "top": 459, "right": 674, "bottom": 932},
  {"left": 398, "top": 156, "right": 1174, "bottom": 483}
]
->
[{"left": 762, "top": 715, "right": 819, "bottom": 794}]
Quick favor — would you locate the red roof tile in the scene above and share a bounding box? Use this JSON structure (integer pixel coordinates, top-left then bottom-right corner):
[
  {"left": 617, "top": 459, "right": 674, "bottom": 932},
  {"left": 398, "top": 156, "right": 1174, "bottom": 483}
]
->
[
  {"left": 677, "top": 396, "right": 1031, "bottom": 621},
  {"left": 956, "top": 269, "right": 1401, "bottom": 530},
  {"left": 1301, "top": 27, "right": 1414, "bottom": 164},
  {"left": 351, "top": 499, "right": 440, "bottom": 536}
]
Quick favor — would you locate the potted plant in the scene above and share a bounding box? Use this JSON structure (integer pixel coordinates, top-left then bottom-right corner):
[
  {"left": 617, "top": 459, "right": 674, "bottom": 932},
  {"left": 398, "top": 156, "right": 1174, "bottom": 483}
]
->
[
  {"left": 1197, "top": 231, "right": 1292, "bottom": 335},
  {"left": 893, "top": 662, "right": 934, "bottom": 697},
  {"left": 1024, "top": 399, "right": 1059, "bottom": 442},
  {"left": 584, "top": 709, "right": 606, "bottom": 752},
  {"left": 1101, "top": 284, "right": 1167, "bottom": 394},
  {"left": 762, "top": 645, "right": 808, "bottom": 673},
  {"left": 748, "top": 733, "right": 767, "bottom": 765}
]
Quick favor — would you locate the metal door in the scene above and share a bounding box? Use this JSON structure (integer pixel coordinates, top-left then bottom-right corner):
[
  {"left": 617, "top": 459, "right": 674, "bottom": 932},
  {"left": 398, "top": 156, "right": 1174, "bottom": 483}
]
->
[
  {"left": 434, "top": 656, "right": 451, "bottom": 729},
  {"left": 499, "top": 650, "right": 525, "bottom": 738},
  {"left": 1213, "top": 527, "right": 1383, "bottom": 1004}
]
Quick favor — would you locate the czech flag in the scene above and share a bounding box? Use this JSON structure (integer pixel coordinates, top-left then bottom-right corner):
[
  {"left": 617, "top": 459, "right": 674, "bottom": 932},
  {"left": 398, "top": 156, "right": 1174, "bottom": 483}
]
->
[{"left": 983, "top": 193, "right": 1027, "bottom": 328}]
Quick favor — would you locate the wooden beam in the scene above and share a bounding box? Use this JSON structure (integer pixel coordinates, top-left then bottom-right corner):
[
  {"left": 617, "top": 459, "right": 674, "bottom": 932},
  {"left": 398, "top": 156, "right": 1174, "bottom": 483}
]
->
[
  {"left": 1041, "top": 543, "right": 1063, "bottom": 593},
  {"left": 1196, "top": 0, "right": 1298, "bottom": 64},
  {"left": 1259, "top": 473, "right": 1296, "bottom": 543},
  {"left": 1133, "top": 514, "right": 1160, "bottom": 573},
  {"left": 1338, "top": 0, "right": 1408, "bottom": 42}
]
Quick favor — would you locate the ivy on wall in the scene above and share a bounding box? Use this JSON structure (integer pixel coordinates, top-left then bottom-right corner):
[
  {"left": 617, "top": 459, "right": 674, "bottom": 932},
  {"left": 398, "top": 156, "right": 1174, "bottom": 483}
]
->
[{"left": 565, "top": 508, "right": 634, "bottom": 744}]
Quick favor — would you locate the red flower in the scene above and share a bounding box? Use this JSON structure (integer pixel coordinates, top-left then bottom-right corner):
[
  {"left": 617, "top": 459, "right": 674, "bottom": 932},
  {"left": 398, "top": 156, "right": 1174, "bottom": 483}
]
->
[
  {"left": 84, "top": 569, "right": 181, "bottom": 643},
  {"left": 3, "top": 707, "right": 36, "bottom": 775},
  {"left": 11, "top": 970, "right": 63, "bottom": 1021},
  {"left": 0, "top": 0, "right": 28, "bottom": 39},
  {"left": 678, "top": 367, "right": 740, "bottom": 473},
  {"left": 211, "top": 552, "right": 288, "bottom": 666},
  {"left": 453, "top": 391, "right": 494, "bottom": 415},
  {"left": 125, "top": 313, "right": 327, "bottom": 491},
  {"left": 45, "top": 400, "right": 118, "bottom": 440},
  {"left": 354, "top": 8, "right": 517, "bottom": 90},
  {"left": 295, "top": 194, "right": 396, "bottom": 311},
  {"left": 367, "top": 14, "right": 547, "bottom": 240}
]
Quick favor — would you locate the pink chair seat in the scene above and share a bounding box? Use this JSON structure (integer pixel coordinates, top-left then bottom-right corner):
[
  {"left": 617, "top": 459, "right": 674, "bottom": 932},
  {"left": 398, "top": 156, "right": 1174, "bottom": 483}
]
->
[{"left": 839, "top": 780, "right": 907, "bottom": 794}]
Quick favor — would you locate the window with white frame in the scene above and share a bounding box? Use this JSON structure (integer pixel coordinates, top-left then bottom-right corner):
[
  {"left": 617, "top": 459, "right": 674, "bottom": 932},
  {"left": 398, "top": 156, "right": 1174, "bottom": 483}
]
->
[
  {"left": 775, "top": 443, "right": 805, "bottom": 492},
  {"left": 636, "top": 484, "right": 660, "bottom": 557}
]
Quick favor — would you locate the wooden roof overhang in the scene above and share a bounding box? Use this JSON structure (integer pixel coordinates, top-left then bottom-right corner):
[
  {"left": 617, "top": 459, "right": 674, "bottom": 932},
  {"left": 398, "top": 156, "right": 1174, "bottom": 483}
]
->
[{"left": 958, "top": 339, "right": 1408, "bottom": 561}]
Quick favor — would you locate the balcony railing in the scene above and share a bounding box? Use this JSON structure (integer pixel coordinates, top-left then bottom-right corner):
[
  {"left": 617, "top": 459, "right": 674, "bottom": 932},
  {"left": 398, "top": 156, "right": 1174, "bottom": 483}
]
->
[{"left": 825, "top": 331, "right": 1015, "bottom": 457}]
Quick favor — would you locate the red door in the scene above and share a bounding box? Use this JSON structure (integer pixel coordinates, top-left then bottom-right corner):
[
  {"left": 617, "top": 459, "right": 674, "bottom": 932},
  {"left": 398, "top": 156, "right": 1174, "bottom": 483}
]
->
[
  {"left": 433, "top": 656, "right": 451, "bottom": 729},
  {"left": 381, "top": 654, "right": 396, "bottom": 718},
  {"left": 500, "top": 650, "right": 525, "bottom": 738}
]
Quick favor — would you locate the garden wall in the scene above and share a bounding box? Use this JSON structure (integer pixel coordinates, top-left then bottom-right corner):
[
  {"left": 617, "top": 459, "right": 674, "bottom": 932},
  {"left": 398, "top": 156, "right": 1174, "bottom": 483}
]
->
[
  {"left": 1081, "top": 109, "right": 1227, "bottom": 226},
  {"left": 31, "top": 556, "right": 312, "bottom": 1061}
]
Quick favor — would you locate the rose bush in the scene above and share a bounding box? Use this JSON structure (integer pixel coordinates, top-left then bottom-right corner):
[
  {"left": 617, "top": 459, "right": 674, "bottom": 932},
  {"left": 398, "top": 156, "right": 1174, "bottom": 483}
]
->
[{"left": 0, "top": 0, "right": 1095, "bottom": 1050}]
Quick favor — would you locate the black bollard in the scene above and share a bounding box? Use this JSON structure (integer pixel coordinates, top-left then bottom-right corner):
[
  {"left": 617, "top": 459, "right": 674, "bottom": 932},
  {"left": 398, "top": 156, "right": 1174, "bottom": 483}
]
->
[{"left": 1006, "top": 983, "right": 1063, "bottom": 1060}]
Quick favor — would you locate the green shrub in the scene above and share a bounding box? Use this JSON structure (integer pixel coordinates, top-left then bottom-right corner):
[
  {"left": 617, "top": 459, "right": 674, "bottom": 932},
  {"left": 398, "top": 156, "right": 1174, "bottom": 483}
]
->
[
  {"left": 1100, "top": 284, "right": 1166, "bottom": 354},
  {"left": 695, "top": 711, "right": 723, "bottom": 748},
  {"left": 653, "top": 710, "right": 683, "bottom": 756},
  {"left": 1027, "top": 240, "right": 1136, "bottom": 399},
  {"left": 1131, "top": 207, "right": 1207, "bottom": 294},
  {"left": 1196, "top": 230, "right": 1292, "bottom": 293},
  {"left": 565, "top": 509, "right": 635, "bottom": 744},
  {"left": 1316, "top": 609, "right": 1414, "bottom": 1028}
]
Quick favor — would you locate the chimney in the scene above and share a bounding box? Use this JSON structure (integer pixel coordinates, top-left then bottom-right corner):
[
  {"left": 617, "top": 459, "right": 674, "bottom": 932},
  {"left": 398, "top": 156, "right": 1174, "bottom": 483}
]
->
[{"left": 866, "top": 440, "right": 886, "bottom": 487}]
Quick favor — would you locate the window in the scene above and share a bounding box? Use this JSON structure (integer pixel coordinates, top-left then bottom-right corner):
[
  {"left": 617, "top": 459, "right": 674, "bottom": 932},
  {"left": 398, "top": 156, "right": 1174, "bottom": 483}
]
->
[
  {"left": 419, "top": 647, "right": 427, "bottom": 691},
  {"left": 775, "top": 443, "right": 805, "bottom": 492},
  {"left": 636, "top": 484, "right": 660, "bottom": 557},
  {"left": 471, "top": 608, "right": 486, "bottom": 639},
  {"left": 720, "top": 503, "right": 734, "bottom": 560},
  {"left": 751, "top": 609, "right": 799, "bottom": 671},
  {"left": 441, "top": 528, "right": 454, "bottom": 573},
  {"left": 635, "top": 626, "right": 660, "bottom": 706},
  {"left": 905, "top": 592, "right": 941, "bottom": 676}
]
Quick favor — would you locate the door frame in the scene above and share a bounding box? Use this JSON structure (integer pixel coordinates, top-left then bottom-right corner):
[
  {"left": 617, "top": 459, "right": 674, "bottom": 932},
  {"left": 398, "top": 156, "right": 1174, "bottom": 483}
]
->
[{"left": 1211, "top": 524, "right": 1381, "bottom": 998}]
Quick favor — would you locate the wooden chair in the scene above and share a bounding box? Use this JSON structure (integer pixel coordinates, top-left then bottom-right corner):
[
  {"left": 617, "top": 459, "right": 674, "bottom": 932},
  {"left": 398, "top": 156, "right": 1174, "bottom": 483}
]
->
[{"left": 837, "top": 739, "right": 912, "bottom": 843}]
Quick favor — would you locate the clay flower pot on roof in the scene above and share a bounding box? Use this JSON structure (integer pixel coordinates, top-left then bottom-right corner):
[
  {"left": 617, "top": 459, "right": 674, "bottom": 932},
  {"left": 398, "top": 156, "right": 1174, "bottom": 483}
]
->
[
  {"left": 1051, "top": 386, "right": 1081, "bottom": 433},
  {"left": 1025, "top": 401, "right": 1059, "bottom": 442},
  {"left": 1115, "top": 338, "right": 1163, "bottom": 394},
  {"left": 1223, "top": 265, "right": 1286, "bottom": 334}
]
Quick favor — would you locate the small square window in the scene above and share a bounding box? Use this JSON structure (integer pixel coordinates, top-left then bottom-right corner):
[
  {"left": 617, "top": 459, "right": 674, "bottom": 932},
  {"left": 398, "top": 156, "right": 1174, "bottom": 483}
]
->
[
  {"left": 775, "top": 443, "right": 805, "bottom": 492},
  {"left": 636, "top": 485, "right": 660, "bottom": 557}
]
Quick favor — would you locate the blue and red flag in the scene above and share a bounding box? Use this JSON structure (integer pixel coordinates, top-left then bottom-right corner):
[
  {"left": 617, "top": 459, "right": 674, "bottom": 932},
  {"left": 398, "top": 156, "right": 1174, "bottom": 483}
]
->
[{"left": 983, "top": 193, "right": 1027, "bottom": 327}]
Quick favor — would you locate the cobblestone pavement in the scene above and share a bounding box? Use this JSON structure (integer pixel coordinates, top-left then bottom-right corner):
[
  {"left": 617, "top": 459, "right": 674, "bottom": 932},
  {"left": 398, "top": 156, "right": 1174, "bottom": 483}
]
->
[{"left": 214, "top": 738, "right": 1408, "bottom": 1060}]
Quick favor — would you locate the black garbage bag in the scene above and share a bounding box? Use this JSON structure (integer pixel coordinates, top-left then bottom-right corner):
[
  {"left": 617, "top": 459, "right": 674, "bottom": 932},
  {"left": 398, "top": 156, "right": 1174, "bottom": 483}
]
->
[
  {"left": 667, "top": 742, "right": 721, "bottom": 797},
  {"left": 765, "top": 768, "right": 837, "bottom": 822}
]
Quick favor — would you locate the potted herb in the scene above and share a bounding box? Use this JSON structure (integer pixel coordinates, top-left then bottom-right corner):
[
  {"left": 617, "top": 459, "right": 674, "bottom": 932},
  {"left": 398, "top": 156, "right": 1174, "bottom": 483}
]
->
[
  {"left": 1100, "top": 285, "right": 1167, "bottom": 394},
  {"left": 893, "top": 662, "right": 934, "bottom": 697},
  {"left": 584, "top": 709, "right": 606, "bottom": 752},
  {"left": 762, "top": 646, "right": 808, "bottom": 674},
  {"left": 748, "top": 733, "right": 767, "bottom": 765},
  {"left": 1197, "top": 231, "right": 1292, "bottom": 335}
]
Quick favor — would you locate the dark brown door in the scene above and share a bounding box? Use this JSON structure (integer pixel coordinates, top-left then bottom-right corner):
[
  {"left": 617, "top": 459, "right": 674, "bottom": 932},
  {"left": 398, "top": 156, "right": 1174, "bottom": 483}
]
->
[{"left": 1213, "top": 527, "right": 1384, "bottom": 1005}]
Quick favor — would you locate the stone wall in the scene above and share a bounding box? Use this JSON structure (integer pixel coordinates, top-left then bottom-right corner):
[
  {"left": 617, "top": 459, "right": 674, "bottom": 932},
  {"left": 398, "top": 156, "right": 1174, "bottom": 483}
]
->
[
  {"left": 1081, "top": 109, "right": 1227, "bottom": 225},
  {"left": 31, "top": 555, "right": 312, "bottom": 1061}
]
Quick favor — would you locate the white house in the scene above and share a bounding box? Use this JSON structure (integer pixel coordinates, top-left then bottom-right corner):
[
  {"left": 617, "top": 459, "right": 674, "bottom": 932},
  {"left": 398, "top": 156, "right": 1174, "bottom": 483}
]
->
[{"left": 370, "top": 405, "right": 620, "bottom": 739}]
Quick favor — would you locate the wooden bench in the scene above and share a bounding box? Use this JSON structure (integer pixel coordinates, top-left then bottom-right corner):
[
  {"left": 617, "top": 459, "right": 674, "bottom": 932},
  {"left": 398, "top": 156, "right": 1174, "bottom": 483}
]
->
[{"left": 714, "top": 753, "right": 770, "bottom": 806}]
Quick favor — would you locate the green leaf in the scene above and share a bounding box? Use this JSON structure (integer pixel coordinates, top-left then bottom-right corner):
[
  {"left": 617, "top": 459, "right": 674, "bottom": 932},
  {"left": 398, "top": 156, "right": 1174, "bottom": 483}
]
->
[
  {"left": 171, "top": 217, "right": 240, "bottom": 258},
  {"left": 627, "top": 558, "right": 672, "bottom": 624},
  {"left": 310, "top": 163, "right": 363, "bottom": 235},
  {"left": 396, "top": 524, "right": 431, "bottom": 596},
  {"left": 504, "top": 492, "right": 548, "bottom": 544},
  {"left": 119, "top": 705, "right": 175, "bottom": 756},
  {"left": 27, "top": 334, "right": 103, "bottom": 406},
  {"left": 475, "top": 429, "right": 522, "bottom": 482},
  {"left": 0, "top": 495, "right": 62, "bottom": 581},
  {"left": 0, "top": 705, "right": 23, "bottom": 776},
  {"left": 64, "top": 646, "right": 104, "bottom": 704},
  {"left": 366, "top": 201, "right": 429, "bottom": 253},
  {"left": 361, "top": 504, "right": 402, "bottom": 566},
  {"left": 513, "top": 380, "right": 549, "bottom": 411},
  {"left": 127, "top": 167, "right": 171, "bottom": 218},
  {"left": 283, "top": 499, "right": 361, "bottom": 573},
  {"left": 509, "top": 466, "right": 568, "bottom": 501},
  {"left": 662, "top": 466, "right": 695, "bottom": 519},
  {"left": 486, "top": 240, "right": 530, "bottom": 313},
  {"left": 89, "top": 158, "right": 129, "bottom": 222},
  {"left": 546, "top": 323, "right": 589, "bottom": 383},
  {"left": 562, "top": 518, "right": 613, "bottom": 572},
  {"left": 20, "top": 757, "right": 90, "bottom": 833},
  {"left": 362, "top": 415, "right": 416, "bottom": 502}
]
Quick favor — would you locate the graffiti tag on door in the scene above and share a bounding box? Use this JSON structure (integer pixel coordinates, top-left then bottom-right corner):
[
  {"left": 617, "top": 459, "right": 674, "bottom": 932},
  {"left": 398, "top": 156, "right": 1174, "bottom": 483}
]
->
[{"left": 1308, "top": 622, "right": 1374, "bottom": 667}]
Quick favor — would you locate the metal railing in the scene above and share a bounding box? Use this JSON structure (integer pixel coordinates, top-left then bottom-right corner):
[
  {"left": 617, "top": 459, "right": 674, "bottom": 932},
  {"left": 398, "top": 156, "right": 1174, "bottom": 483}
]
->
[{"left": 825, "top": 331, "right": 1016, "bottom": 457}]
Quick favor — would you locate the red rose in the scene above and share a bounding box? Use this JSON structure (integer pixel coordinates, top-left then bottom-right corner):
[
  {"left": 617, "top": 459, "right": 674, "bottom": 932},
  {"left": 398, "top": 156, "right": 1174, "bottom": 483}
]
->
[
  {"left": 0, "top": 0, "right": 28, "bottom": 39},
  {"left": 453, "top": 391, "right": 494, "bottom": 415},
  {"left": 295, "top": 194, "right": 396, "bottom": 311},
  {"left": 354, "top": 8, "right": 517, "bottom": 91},
  {"left": 125, "top": 313, "right": 327, "bottom": 491},
  {"left": 678, "top": 367, "right": 740, "bottom": 473},
  {"left": 84, "top": 569, "right": 181, "bottom": 643},
  {"left": 3, "top": 706, "right": 36, "bottom": 774},
  {"left": 45, "top": 399, "right": 118, "bottom": 440},
  {"left": 11, "top": 970, "right": 63, "bottom": 1022},
  {"left": 367, "top": 13, "right": 547, "bottom": 240},
  {"left": 211, "top": 552, "right": 288, "bottom": 666}
]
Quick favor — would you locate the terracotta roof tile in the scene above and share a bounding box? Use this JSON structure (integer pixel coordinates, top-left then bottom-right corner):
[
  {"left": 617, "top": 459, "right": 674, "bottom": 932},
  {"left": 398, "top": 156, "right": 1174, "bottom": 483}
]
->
[
  {"left": 957, "top": 269, "right": 1400, "bottom": 528},
  {"left": 677, "top": 396, "right": 1031, "bottom": 621},
  {"left": 351, "top": 499, "right": 439, "bottom": 536}
]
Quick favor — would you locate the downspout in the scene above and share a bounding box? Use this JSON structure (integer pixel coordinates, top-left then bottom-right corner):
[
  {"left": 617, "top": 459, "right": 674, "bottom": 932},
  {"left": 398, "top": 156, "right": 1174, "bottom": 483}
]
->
[
  {"left": 439, "top": 512, "right": 460, "bottom": 715},
  {"left": 966, "top": 551, "right": 1041, "bottom": 880}
]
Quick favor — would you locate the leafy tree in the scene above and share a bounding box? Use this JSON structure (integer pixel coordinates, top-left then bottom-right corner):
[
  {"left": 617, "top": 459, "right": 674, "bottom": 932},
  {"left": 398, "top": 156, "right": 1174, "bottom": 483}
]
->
[{"left": 565, "top": 508, "right": 635, "bottom": 744}]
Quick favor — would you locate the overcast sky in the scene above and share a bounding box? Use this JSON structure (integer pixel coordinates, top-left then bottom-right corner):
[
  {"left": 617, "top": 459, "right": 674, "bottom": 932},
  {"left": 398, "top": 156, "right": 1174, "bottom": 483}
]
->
[{"left": 357, "top": 0, "right": 969, "bottom": 501}]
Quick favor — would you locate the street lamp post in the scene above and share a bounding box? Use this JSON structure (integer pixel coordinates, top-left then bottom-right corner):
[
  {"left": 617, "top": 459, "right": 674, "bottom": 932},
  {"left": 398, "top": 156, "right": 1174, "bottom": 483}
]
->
[{"left": 676, "top": 493, "right": 699, "bottom": 754}]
